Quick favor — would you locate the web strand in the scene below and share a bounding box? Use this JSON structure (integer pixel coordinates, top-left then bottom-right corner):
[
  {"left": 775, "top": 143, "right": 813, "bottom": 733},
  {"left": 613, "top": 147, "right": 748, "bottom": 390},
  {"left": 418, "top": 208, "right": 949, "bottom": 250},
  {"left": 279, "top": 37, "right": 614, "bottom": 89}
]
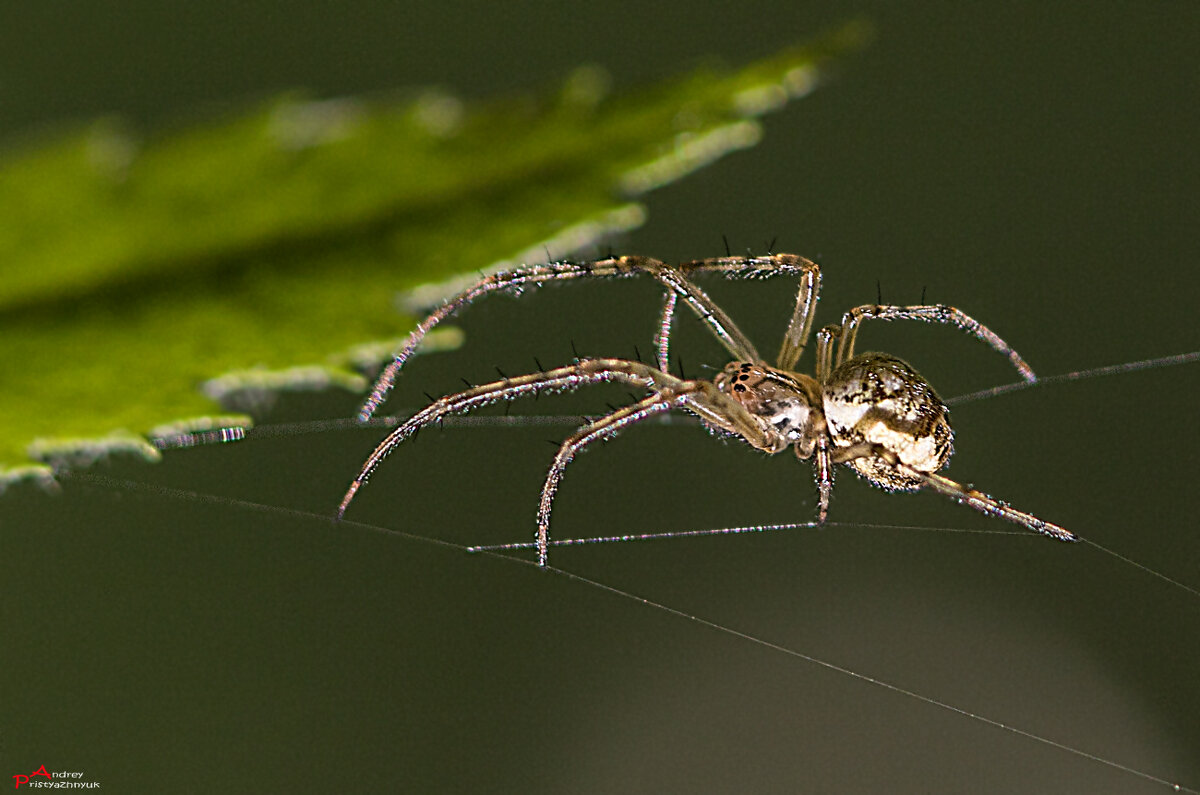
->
[
  {"left": 944, "top": 350, "right": 1199, "bottom": 406},
  {"left": 545, "top": 564, "right": 1197, "bottom": 794},
  {"left": 466, "top": 519, "right": 1027, "bottom": 552}
]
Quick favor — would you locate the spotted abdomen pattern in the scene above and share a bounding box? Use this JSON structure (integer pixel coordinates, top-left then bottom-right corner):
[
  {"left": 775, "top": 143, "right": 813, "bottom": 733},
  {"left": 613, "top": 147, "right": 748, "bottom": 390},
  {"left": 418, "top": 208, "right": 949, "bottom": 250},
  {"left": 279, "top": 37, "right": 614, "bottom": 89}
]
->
[{"left": 823, "top": 353, "right": 954, "bottom": 491}]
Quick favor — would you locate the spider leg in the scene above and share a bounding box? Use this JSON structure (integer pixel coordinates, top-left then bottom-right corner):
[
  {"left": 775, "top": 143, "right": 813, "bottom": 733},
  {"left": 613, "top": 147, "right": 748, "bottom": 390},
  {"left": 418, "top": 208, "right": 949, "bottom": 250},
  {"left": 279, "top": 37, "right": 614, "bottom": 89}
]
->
[
  {"left": 651, "top": 265, "right": 761, "bottom": 363},
  {"left": 359, "top": 257, "right": 668, "bottom": 422},
  {"left": 776, "top": 260, "right": 821, "bottom": 371},
  {"left": 339, "top": 358, "right": 694, "bottom": 519},
  {"left": 533, "top": 374, "right": 784, "bottom": 566},
  {"left": 363, "top": 253, "right": 820, "bottom": 422},
  {"left": 806, "top": 436, "right": 834, "bottom": 523},
  {"left": 912, "top": 470, "right": 1077, "bottom": 541},
  {"left": 669, "top": 254, "right": 823, "bottom": 369},
  {"left": 814, "top": 324, "right": 841, "bottom": 382},
  {"left": 827, "top": 440, "right": 1075, "bottom": 541},
  {"left": 654, "top": 289, "right": 678, "bottom": 373},
  {"left": 834, "top": 304, "right": 1036, "bottom": 382},
  {"left": 536, "top": 392, "right": 689, "bottom": 566}
]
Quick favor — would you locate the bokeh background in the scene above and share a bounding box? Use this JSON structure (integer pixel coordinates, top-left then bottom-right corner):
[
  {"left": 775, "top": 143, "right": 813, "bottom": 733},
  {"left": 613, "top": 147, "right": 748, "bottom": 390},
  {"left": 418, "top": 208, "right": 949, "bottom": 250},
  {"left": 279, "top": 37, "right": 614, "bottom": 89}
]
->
[{"left": 3, "top": 2, "right": 1198, "bottom": 792}]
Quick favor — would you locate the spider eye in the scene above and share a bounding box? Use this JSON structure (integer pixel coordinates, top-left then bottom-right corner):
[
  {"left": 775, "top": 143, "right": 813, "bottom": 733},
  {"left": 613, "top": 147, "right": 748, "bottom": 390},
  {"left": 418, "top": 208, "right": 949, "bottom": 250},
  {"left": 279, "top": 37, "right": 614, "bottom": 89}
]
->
[{"left": 717, "top": 363, "right": 818, "bottom": 443}]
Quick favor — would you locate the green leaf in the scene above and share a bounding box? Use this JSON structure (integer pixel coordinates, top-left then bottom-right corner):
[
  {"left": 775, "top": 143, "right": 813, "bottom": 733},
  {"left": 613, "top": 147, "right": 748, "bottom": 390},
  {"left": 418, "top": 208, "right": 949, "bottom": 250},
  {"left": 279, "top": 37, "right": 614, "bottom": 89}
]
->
[{"left": 0, "top": 21, "right": 869, "bottom": 483}]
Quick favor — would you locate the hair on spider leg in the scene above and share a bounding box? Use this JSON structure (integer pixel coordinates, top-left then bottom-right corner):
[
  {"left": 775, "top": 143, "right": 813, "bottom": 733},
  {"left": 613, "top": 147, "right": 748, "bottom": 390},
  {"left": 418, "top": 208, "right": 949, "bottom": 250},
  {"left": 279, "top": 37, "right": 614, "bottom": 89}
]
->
[
  {"left": 722, "top": 234, "right": 732, "bottom": 256},
  {"left": 633, "top": 344, "right": 643, "bottom": 364},
  {"left": 921, "top": 285, "right": 928, "bottom": 305},
  {"left": 766, "top": 236, "right": 778, "bottom": 254},
  {"left": 876, "top": 278, "right": 884, "bottom": 306},
  {"left": 495, "top": 365, "right": 508, "bottom": 379},
  {"left": 533, "top": 356, "right": 545, "bottom": 372}
]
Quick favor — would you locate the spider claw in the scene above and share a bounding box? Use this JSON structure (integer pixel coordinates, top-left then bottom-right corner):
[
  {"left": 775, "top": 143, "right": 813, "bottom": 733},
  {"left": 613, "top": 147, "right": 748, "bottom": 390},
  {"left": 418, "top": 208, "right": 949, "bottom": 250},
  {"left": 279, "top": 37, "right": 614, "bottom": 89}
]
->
[{"left": 1038, "top": 520, "right": 1078, "bottom": 542}]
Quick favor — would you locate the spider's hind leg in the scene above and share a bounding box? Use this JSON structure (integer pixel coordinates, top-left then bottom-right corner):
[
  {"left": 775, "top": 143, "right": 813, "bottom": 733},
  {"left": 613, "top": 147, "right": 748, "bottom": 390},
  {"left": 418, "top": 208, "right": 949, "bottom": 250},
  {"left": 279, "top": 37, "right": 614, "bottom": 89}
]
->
[
  {"left": 340, "top": 358, "right": 684, "bottom": 523},
  {"left": 910, "top": 468, "right": 1076, "bottom": 541},
  {"left": 360, "top": 256, "right": 665, "bottom": 422}
]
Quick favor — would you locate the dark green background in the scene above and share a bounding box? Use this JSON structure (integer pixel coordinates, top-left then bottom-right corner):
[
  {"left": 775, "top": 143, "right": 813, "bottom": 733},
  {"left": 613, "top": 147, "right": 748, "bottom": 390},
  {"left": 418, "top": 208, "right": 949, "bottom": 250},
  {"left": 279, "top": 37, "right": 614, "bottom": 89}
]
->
[{"left": 3, "top": 2, "right": 1198, "bottom": 792}]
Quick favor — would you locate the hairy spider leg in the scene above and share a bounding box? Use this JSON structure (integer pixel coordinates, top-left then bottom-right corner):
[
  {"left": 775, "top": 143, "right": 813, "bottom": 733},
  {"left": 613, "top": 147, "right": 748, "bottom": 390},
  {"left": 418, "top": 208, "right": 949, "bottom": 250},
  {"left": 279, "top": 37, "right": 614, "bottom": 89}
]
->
[
  {"left": 835, "top": 304, "right": 1037, "bottom": 382},
  {"left": 362, "top": 254, "right": 823, "bottom": 422},
  {"left": 915, "top": 469, "right": 1077, "bottom": 541},
  {"left": 808, "top": 436, "right": 835, "bottom": 522},
  {"left": 342, "top": 356, "right": 781, "bottom": 565},
  {"left": 814, "top": 324, "right": 840, "bottom": 382},
  {"left": 819, "top": 424, "right": 1075, "bottom": 542},
  {"left": 654, "top": 289, "right": 677, "bottom": 373},
  {"left": 650, "top": 254, "right": 822, "bottom": 372},
  {"left": 362, "top": 256, "right": 748, "bottom": 422},
  {"left": 536, "top": 394, "right": 684, "bottom": 566},
  {"left": 650, "top": 265, "right": 761, "bottom": 363},
  {"left": 534, "top": 377, "right": 783, "bottom": 565},
  {"left": 359, "top": 257, "right": 659, "bottom": 422},
  {"left": 343, "top": 358, "right": 680, "bottom": 515},
  {"left": 774, "top": 260, "right": 821, "bottom": 371}
]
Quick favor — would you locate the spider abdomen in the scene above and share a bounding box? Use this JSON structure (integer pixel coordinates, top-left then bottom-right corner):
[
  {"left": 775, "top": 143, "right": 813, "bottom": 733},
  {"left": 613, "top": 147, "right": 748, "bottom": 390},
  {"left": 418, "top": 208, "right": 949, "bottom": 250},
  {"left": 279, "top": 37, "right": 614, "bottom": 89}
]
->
[{"left": 823, "top": 353, "right": 954, "bottom": 491}]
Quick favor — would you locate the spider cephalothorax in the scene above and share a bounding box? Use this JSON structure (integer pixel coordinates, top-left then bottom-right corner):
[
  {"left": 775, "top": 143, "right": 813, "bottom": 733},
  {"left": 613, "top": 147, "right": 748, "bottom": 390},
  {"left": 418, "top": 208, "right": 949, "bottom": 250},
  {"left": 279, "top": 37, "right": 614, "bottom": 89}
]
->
[{"left": 338, "top": 253, "right": 1075, "bottom": 566}]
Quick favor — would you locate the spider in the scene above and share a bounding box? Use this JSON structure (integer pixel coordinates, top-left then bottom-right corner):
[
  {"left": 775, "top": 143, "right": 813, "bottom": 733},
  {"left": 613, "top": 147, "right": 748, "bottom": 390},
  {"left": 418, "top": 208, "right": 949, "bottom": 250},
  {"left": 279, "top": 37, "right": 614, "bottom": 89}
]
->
[{"left": 338, "top": 253, "right": 1076, "bottom": 566}]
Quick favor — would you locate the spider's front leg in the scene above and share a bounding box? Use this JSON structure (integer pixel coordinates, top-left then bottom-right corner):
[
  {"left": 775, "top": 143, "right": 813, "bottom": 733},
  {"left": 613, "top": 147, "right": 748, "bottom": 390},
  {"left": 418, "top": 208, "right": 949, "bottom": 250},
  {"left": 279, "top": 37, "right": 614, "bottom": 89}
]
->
[
  {"left": 536, "top": 393, "right": 685, "bottom": 567},
  {"left": 359, "top": 256, "right": 667, "bottom": 422},
  {"left": 534, "top": 379, "right": 783, "bottom": 566},
  {"left": 340, "top": 358, "right": 687, "bottom": 516}
]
